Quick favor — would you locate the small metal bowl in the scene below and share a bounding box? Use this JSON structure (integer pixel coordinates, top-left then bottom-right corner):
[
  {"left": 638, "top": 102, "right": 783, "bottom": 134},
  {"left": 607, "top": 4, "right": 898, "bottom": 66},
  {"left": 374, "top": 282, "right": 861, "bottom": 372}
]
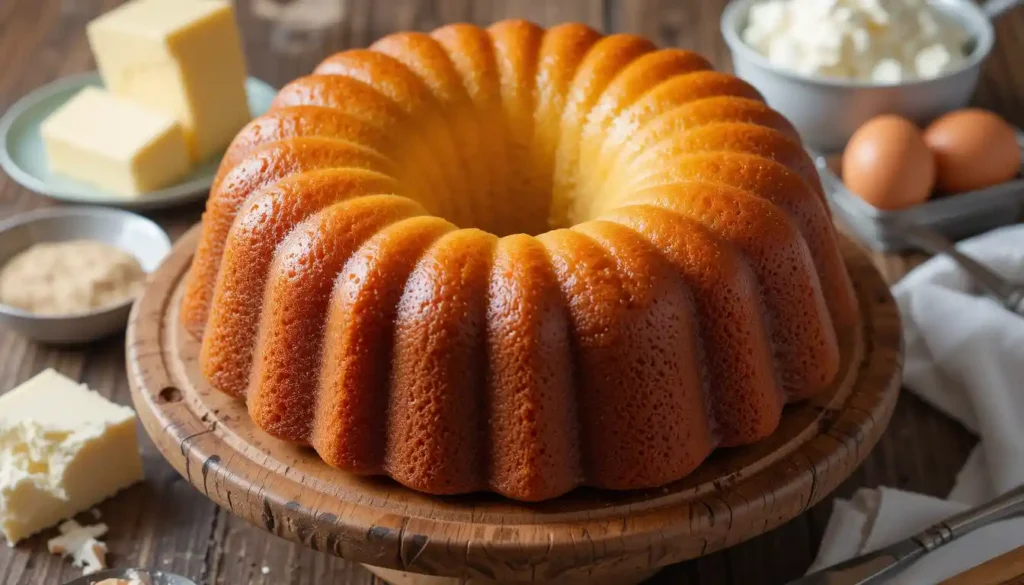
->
[
  {"left": 721, "top": 0, "right": 1016, "bottom": 151},
  {"left": 0, "top": 207, "right": 171, "bottom": 344}
]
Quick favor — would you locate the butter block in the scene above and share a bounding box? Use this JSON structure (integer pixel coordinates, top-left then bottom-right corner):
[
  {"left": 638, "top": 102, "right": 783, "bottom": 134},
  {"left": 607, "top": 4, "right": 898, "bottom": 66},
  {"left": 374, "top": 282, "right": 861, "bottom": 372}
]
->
[
  {"left": 87, "top": 0, "right": 252, "bottom": 162},
  {"left": 41, "top": 87, "right": 191, "bottom": 196},
  {"left": 0, "top": 369, "right": 144, "bottom": 545}
]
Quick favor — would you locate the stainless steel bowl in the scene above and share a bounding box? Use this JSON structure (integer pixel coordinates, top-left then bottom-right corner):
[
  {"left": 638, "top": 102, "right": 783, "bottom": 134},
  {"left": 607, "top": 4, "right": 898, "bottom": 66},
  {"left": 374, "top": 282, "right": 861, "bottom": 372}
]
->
[
  {"left": 721, "top": 0, "right": 1018, "bottom": 151},
  {"left": 0, "top": 207, "right": 171, "bottom": 344}
]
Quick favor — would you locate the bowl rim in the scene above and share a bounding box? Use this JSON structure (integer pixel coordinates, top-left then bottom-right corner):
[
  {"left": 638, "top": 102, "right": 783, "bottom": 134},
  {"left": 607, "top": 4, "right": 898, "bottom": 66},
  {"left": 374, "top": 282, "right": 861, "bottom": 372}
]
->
[
  {"left": 0, "top": 206, "right": 171, "bottom": 322},
  {"left": 720, "top": 0, "right": 995, "bottom": 89}
]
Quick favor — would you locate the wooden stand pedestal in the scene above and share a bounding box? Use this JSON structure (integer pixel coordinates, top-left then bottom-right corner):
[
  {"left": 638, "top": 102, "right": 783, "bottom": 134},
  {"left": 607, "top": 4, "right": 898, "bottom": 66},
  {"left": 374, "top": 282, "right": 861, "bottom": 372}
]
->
[{"left": 127, "top": 226, "right": 902, "bottom": 584}]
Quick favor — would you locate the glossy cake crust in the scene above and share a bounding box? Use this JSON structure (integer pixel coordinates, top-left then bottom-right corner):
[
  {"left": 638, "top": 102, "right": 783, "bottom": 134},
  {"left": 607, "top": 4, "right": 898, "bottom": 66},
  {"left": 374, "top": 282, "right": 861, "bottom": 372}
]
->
[{"left": 181, "top": 20, "right": 859, "bottom": 502}]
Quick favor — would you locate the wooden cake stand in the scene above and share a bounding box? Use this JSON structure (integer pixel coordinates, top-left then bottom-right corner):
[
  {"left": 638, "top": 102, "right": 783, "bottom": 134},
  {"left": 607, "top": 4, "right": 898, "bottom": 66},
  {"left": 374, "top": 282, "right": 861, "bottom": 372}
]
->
[{"left": 127, "top": 225, "right": 902, "bottom": 585}]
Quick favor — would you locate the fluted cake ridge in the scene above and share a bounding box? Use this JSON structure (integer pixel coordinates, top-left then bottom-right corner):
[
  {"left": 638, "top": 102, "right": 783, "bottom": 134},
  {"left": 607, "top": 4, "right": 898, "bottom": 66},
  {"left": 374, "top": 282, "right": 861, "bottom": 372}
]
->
[{"left": 181, "top": 20, "right": 859, "bottom": 502}]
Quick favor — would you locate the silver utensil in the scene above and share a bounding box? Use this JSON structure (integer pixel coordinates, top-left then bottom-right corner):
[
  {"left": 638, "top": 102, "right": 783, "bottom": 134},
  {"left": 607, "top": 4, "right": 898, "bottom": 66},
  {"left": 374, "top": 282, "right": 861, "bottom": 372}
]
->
[
  {"left": 722, "top": 0, "right": 1022, "bottom": 151},
  {"left": 790, "top": 483, "right": 1024, "bottom": 585},
  {"left": 62, "top": 568, "right": 196, "bottom": 585},
  {"left": 897, "top": 221, "right": 1024, "bottom": 314},
  {"left": 0, "top": 206, "right": 171, "bottom": 344}
]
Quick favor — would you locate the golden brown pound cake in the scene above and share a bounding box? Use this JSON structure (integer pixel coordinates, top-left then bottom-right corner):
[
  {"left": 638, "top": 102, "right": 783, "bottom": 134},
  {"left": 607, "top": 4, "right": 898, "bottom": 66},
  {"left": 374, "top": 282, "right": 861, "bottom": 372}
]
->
[{"left": 181, "top": 20, "right": 859, "bottom": 502}]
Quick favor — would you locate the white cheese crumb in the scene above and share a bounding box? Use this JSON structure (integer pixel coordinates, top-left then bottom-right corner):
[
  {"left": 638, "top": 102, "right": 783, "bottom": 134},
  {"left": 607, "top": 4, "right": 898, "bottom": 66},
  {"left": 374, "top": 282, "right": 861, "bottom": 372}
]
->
[
  {"left": 915, "top": 43, "right": 956, "bottom": 78},
  {"left": 47, "top": 519, "right": 108, "bottom": 575},
  {"left": 871, "top": 59, "right": 905, "bottom": 83},
  {"left": 125, "top": 568, "right": 153, "bottom": 585}
]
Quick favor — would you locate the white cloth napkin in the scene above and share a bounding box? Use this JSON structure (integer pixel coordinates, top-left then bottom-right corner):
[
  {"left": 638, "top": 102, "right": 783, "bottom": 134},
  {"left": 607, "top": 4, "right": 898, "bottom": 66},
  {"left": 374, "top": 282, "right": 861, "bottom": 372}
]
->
[{"left": 808, "top": 225, "right": 1024, "bottom": 583}]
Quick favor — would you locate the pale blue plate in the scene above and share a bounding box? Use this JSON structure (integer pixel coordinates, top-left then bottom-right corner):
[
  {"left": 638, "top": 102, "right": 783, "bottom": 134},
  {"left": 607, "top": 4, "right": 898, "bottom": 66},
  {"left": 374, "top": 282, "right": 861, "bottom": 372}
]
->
[{"left": 0, "top": 72, "right": 276, "bottom": 211}]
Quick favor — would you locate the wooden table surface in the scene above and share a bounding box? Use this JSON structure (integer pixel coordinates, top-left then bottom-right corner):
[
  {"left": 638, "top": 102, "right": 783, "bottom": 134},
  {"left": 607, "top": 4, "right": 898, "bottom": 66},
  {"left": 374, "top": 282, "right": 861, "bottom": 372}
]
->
[{"left": 2, "top": 1, "right": 1021, "bottom": 584}]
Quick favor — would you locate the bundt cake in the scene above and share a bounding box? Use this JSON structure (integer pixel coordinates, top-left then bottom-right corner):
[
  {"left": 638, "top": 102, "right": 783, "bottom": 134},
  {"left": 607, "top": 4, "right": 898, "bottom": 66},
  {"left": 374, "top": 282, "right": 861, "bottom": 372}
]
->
[{"left": 182, "top": 20, "right": 859, "bottom": 502}]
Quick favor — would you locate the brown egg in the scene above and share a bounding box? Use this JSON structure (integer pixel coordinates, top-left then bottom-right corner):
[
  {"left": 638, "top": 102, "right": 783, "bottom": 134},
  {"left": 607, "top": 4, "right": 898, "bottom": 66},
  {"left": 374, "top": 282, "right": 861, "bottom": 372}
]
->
[
  {"left": 924, "top": 109, "right": 1021, "bottom": 193},
  {"left": 842, "top": 115, "right": 935, "bottom": 210}
]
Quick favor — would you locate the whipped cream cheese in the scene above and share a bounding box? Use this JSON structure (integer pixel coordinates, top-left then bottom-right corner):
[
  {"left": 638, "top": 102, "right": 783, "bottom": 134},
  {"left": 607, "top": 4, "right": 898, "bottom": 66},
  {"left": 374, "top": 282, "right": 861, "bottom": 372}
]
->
[{"left": 742, "top": 0, "right": 969, "bottom": 82}]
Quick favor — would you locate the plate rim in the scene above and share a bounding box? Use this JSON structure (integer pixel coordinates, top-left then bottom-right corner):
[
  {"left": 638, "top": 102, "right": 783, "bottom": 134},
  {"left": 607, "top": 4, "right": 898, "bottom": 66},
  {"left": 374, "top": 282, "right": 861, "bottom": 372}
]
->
[{"left": 0, "top": 71, "right": 276, "bottom": 211}]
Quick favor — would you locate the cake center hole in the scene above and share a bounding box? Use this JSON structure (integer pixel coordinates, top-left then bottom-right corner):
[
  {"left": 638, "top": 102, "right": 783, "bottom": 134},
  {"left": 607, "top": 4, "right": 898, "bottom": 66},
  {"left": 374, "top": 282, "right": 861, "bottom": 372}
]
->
[{"left": 411, "top": 132, "right": 597, "bottom": 237}]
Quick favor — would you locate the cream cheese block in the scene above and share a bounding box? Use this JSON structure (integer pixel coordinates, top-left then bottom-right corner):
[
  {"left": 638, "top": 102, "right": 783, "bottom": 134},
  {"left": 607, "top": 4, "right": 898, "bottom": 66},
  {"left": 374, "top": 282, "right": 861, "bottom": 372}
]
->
[
  {"left": 0, "top": 369, "right": 144, "bottom": 545},
  {"left": 87, "top": 0, "right": 252, "bottom": 162},
  {"left": 40, "top": 87, "right": 190, "bottom": 196}
]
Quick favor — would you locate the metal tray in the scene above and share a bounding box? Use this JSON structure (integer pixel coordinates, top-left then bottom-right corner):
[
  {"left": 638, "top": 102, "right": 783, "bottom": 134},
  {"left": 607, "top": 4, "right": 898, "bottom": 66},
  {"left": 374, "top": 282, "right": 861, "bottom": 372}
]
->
[{"left": 811, "top": 130, "right": 1024, "bottom": 252}]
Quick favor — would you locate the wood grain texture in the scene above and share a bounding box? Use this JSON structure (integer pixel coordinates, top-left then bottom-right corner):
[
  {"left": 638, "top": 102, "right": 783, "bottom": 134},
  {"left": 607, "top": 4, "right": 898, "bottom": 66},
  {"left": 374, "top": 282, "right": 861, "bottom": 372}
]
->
[
  {"left": 2, "top": 0, "right": 1007, "bottom": 582},
  {"left": 126, "top": 228, "right": 899, "bottom": 584},
  {"left": 940, "top": 545, "right": 1024, "bottom": 585}
]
